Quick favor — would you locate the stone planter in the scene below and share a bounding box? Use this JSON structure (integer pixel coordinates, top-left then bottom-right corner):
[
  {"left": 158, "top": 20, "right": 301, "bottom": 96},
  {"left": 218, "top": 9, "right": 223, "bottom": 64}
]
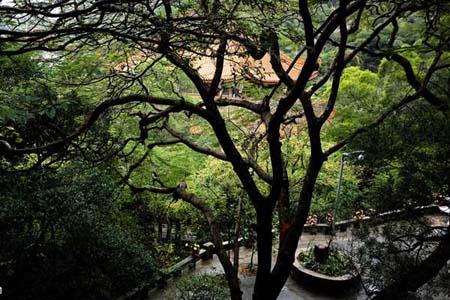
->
[{"left": 290, "top": 263, "right": 360, "bottom": 293}]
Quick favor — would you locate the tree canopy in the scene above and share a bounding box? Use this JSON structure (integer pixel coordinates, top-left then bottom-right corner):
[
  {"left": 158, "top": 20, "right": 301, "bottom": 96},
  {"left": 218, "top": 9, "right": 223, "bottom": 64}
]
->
[{"left": 0, "top": 1, "right": 449, "bottom": 299}]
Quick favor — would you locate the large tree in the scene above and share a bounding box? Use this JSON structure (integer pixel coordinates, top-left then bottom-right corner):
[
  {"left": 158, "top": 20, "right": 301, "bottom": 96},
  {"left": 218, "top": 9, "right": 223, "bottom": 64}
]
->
[{"left": 0, "top": 1, "right": 449, "bottom": 299}]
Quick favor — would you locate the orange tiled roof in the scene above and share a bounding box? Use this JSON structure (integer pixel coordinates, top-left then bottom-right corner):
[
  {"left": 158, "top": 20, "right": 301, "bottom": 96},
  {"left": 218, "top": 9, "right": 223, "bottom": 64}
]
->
[
  {"left": 115, "top": 42, "right": 317, "bottom": 86},
  {"left": 189, "top": 41, "right": 316, "bottom": 86}
]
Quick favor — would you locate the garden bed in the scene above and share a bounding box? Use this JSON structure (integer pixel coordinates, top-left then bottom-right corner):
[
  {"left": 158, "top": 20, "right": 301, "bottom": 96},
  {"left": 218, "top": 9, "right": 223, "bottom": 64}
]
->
[{"left": 291, "top": 247, "right": 360, "bottom": 292}]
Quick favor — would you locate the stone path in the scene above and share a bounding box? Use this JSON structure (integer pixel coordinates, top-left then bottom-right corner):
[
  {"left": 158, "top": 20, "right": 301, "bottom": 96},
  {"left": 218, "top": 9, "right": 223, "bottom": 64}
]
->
[
  {"left": 193, "top": 248, "right": 364, "bottom": 300},
  {"left": 149, "top": 231, "right": 364, "bottom": 300},
  {"left": 148, "top": 212, "right": 448, "bottom": 299}
]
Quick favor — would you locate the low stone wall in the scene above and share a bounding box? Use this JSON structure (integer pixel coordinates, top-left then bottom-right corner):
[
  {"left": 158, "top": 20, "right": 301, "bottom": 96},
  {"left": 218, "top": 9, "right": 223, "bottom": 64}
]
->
[{"left": 303, "top": 205, "right": 448, "bottom": 234}]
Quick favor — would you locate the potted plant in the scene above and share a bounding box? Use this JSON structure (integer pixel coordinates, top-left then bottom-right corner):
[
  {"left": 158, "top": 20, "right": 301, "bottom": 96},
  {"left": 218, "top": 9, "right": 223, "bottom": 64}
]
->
[
  {"left": 184, "top": 242, "right": 200, "bottom": 259},
  {"left": 191, "top": 243, "right": 200, "bottom": 258},
  {"left": 353, "top": 209, "right": 365, "bottom": 228},
  {"left": 307, "top": 214, "right": 318, "bottom": 234}
]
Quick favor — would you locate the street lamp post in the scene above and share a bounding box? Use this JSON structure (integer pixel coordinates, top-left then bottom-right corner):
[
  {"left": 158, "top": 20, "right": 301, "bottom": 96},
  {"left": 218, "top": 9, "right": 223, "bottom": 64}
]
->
[{"left": 331, "top": 151, "right": 364, "bottom": 234}]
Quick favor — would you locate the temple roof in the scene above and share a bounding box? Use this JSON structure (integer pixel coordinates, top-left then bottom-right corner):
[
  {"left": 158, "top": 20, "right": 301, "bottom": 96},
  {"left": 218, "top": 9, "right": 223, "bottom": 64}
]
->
[
  {"left": 115, "top": 41, "right": 318, "bottom": 86},
  {"left": 189, "top": 42, "right": 317, "bottom": 86}
]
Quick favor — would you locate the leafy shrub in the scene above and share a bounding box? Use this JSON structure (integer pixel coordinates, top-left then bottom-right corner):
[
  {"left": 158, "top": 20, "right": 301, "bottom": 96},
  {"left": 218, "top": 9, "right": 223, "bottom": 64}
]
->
[
  {"left": 297, "top": 247, "right": 353, "bottom": 277},
  {"left": 171, "top": 274, "right": 229, "bottom": 300},
  {"left": 154, "top": 243, "right": 184, "bottom": 269},
  {"left": 0, "top": 164, "right": 157, "bottom": 300}
]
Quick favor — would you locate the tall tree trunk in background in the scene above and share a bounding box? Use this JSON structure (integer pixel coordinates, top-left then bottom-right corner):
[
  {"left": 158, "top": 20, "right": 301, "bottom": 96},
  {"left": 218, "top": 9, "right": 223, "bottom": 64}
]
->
[
  {"left": 233, "top": 197, "right": 242, "bottom": 277},
  {"left": 166, "top": 218, "right": 172, "bottom": 242},
  {"left": 174, "top": 219, "right": 181, "bottom": 244},
  {"left": 207, "top": 218, "right": 243, "bottom": 300},
  {"left": 210, "top": 218, "right": 242, "bottom": 300},
  {"left": 157, "top": 220, "right": 163, "bottom": 242},
  {"left": 178, "top": 190, "right": 243, "bottom": 300}
]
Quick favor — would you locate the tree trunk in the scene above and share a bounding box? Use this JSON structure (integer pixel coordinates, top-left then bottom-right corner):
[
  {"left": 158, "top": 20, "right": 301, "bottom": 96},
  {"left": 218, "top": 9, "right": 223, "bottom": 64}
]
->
[
  {"left": 166, "top": 218, "right": 172, "bottom": 242},
  {"left": 207, "top": 215, "right": 243, "bottom": 300},
  {"left": 253, "top": 205, "right": 274, "bottom": 299},
  {"left": 174, "top": 219, "right": 181, "bottom": 244},
  {"left": 278, "top": 166, "right": 291, "bottom": 249},
  {"left": 234, "top": 197, "right": 242, "bottom": 277},
  {"left": 178, "top": 190, "right": 243, "bottom": 300},
  {"left": 266, "top": 156, "right": 324, "bottom": 299},
  {"left": 373, "top": 231, "right": 450, "bottom": 299},
  {"left": 157, "top": 220, "right": 163, "bottom": 242}
]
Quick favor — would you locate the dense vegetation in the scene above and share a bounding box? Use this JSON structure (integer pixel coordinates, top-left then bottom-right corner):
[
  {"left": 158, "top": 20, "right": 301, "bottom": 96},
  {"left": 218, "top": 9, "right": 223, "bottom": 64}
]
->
[{"left": 0, "top": 1, "right": 449, "bottom": 300}]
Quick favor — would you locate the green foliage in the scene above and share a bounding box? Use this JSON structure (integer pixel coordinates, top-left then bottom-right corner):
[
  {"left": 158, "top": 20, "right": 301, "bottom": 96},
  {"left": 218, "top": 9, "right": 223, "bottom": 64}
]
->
[
  {"left": 350, "top": 102, "right": 450, "bottom": 211},
  {"left": 0, "top": 163, "right": 157, "bottom": 300},
  {"left": 187, "top": 157, "right": 257, "bottom": 242},
  {"left": 0, "top": 54, "right": 56, "bottom": 124},
  {"left": 321, "top": 48, "right": 450, "bottom": 213},
  {"left": 312, "top": 155, "right": 361, "bottom": 221},
  {"left": 324, "top": 66, "right": 382, "bottom": 140},
  {"left": 1, "top": 3, "right": 448, "bottom": 298},
  {"left": 282, "top": 135, "right": 361, "bottom": 221},
  {"left": 154, "top": 243, "right": 183, "bottom": 269},
  {"left": 297, "top": 247, "right": 353, "bottom": 277},
  {"left": 0, "top": 50, "right": 112, "bottom": 171},
  {"left": 171, "top": 274, "right": 230, "bottom": 300}
]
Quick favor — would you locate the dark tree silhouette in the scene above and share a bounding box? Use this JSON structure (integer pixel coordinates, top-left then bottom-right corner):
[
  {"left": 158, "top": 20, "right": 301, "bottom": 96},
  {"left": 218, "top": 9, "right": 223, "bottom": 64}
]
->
[{"left": 1, "top": 1, "right": 449, "bottom": 299}]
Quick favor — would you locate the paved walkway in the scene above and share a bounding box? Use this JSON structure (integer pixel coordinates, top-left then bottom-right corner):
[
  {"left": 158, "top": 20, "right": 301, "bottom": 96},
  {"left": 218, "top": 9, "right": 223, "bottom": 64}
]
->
[
  {"left": 149, "top": 212, "right": 448, "bottom": 299},
  {"left": 149, "top": 231, "right": 364, "bottom": 299},
  {"left": 193, "top": 247, "right": 364, "bottom": 300}
]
